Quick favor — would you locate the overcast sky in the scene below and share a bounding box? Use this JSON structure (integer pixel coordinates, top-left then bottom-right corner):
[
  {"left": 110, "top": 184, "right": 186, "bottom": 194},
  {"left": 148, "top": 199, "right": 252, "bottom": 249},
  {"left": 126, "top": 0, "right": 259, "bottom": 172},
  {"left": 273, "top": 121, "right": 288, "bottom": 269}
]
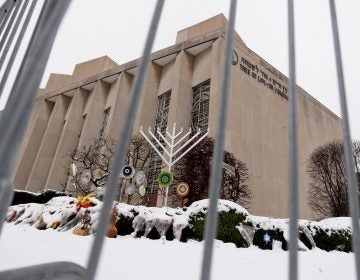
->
[{"left": 0, "top": 0, "right": 359, "bottom": 139}]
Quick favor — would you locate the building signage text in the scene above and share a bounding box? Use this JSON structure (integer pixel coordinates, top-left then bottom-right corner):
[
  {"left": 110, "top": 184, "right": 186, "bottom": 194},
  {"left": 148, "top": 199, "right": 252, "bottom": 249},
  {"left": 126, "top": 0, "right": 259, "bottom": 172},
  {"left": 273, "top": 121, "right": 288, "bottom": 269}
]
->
[{"left": 239, "top": 56, "right": 288, "bottom": 100}]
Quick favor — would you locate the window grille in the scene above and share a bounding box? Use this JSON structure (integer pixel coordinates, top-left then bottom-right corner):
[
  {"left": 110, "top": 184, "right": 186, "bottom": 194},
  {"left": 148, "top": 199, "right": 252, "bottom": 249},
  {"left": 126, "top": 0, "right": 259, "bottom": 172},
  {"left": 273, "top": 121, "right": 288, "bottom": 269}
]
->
[
  {"left": 147, "top": 90, "right": 171, "bottom": 193},
  {"left": 155, "top": 91, "right": 171, "bottom": 133},
  {"left": 191, "top": 80, "right": 210, "bottom": 133}
]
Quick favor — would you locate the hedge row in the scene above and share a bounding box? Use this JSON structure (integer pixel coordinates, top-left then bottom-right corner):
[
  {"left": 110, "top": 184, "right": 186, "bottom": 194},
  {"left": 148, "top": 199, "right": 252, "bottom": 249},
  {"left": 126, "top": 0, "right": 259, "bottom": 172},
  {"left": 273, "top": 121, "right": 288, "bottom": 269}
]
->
[
  {"left": 115, "top": 208, "right": 351, "bottom": 252},
  {"left": 7, "top": 196, "right": 352, "bottom": 252},
  {"left": 11, "top": 189, "right": 70, "bottom": 205}
]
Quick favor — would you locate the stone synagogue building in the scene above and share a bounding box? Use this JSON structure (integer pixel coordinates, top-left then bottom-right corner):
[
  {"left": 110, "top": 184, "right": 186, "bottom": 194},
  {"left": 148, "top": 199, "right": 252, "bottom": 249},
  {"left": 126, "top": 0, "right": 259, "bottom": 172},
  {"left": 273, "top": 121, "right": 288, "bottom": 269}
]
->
[{"left": 12, "top": 14, "right": 342, "bottom": 218}]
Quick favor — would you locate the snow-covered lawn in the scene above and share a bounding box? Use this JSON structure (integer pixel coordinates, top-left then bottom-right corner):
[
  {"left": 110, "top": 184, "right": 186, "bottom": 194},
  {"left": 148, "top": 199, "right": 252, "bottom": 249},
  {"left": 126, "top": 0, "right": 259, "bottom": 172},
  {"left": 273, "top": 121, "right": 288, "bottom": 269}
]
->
[{"left": 0, "top": 223, "right": 356, "bottom": 280}]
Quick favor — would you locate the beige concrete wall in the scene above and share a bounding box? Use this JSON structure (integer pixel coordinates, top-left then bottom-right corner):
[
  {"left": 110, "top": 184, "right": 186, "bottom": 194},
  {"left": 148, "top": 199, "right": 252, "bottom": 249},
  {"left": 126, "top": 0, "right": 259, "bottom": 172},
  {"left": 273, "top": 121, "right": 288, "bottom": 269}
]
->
[
  {"left": 44, "top": 74, "right": 72, "bottom": 92},
  {"left": 221, "top": 38, "right": 342, "bottom": 218},
  {"left": 157, "top": 60, "right": 175, "bottom": 96},
  {"left": 296, "top": 89, "right": 342, "bottom": 218},
  {"left": 77, "top": 81, "right": 109, "bottom": 148},
  {"left": 13, "top": 100, "right": 54, "bottom": 188},
  {"left": 176, "top": 13, "right": 243, "bottom": 45},
  {"left": 104, "top": 76, "right": 120, "bottom": 111},
  {"left": 167, "top": 51, "right": 194, "bottom": 129},
  {"left": 208, "top": 38, "right": 224, "bottom": 135},
  {"left": 103, "top": 74, "right": 121, "bottom": 138},
  {"left": 45, "top": 89, "right": 89, "bottom": 190},
  {"left": 133, "top": 63, "right": 162, "bottom": 133},
  {"left": 192, "top": 47, "right": 212, "bottom": 87},
  {"left": 71, "top": 56, "right": 118, "bottom": 83},
  {"left": 26, "top": 95, "right": 71, "bottom": 191},
  {"left": 105, "top": 72, "right": 133, "bottom": 139}
]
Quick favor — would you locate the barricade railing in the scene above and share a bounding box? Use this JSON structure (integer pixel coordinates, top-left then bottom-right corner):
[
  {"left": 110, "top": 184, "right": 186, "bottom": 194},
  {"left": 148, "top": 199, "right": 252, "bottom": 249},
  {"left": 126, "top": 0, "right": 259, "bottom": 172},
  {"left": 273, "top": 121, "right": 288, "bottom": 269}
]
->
[
  {"left": 0, "top": 0, "right": 15, "bottom": 38},
  {"left": 0, "top": 1, "right": 358, "bottom": 280},
  {"left": 0, "top": 0, "right": 79, "bottom": 279},
  {"left": 329, "top": 1, "right": 360, "bottom": 279}
]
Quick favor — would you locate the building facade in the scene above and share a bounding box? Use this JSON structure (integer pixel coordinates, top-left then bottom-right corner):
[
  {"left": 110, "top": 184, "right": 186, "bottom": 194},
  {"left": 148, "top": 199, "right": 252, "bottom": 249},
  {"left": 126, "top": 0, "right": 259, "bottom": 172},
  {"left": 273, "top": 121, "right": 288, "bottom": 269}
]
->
[{"left": 12, "top": 14, "right": 342, "bottom": 218}]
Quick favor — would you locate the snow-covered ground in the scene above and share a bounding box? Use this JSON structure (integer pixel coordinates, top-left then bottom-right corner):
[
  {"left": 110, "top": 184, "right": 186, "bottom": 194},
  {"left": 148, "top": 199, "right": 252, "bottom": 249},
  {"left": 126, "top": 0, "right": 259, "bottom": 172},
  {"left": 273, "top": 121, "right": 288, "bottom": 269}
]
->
[{"left": 0, "top": 223, "right": 356, "bottom": 280}]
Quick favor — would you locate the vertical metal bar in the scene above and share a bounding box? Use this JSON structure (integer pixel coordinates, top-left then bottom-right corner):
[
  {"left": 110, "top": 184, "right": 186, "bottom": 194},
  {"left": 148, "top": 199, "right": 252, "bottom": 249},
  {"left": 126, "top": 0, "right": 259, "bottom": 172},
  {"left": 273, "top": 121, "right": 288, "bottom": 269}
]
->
[
  {"left": 0, "top": 0, "right": 14, "bottom": 37},
  {"left": 0, "top": 0, "right": 37, "bottom": 98},
  {"left": 329, "top": 1, "right": 360, "bottom": 279},
  {"left": 0, "top": 12, "right": 4, "bottom": 27},
  {"left": 0, "top": 0, "right": 72, "bottom": 238},
  {"left": 0, "top": 3, "right": 8, "bottom": 26},
  {"left": 83, "top": 1, "right": 164, "bottom": 279},
  {"left": 0, "top": 4, "right": 7, "bottom": 22},
  {"left": 0, "top": 0, "right": 47, "bottom": 141},
  {"left": 0, "top": 0, "right": 21, "bottom": 52},
  {"left": 199, "top": 1, "right": 237, "bottom": 280},
  {"left": 287, "top": 0, "right": 299, "bottom": 280},
  {"left": 0, "top": 0, "right": 30, "bottom": 72},
  {"left": 0, "top": 0, "right": 7, "bottom": 21}
]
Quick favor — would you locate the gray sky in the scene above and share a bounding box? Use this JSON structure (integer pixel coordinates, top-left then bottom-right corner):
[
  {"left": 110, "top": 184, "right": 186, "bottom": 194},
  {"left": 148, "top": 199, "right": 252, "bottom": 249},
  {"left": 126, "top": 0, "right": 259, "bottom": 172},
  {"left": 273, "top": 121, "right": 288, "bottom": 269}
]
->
[{"left": 1, "top": 0, "right": 359, "bottom": 139}]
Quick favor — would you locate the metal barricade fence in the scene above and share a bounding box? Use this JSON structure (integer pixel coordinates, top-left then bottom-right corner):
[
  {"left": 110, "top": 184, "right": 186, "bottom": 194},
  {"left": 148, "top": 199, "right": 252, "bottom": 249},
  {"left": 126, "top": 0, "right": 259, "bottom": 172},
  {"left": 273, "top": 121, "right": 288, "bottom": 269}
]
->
[{"left": 0, "top": 0, "right": 358, "bottom": 279}]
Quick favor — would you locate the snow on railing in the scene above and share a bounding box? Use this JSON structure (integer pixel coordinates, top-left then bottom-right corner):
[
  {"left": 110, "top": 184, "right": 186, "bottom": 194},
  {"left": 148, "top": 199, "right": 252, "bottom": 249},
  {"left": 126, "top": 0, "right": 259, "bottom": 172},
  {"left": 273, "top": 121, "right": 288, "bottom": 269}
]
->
[{"left": 0, "top": 0, "right": 359, "bottom": 280}]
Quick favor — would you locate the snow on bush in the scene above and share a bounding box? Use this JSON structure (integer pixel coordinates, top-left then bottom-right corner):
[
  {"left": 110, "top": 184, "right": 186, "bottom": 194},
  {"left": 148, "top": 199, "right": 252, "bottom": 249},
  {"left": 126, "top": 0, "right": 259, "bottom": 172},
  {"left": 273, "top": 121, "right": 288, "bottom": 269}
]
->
[
  {"left": 11, "top": 189, "right": 70, "bottom": 205},
  {"left": 5, "top": 197, "right": 353, "bottom": 252},
  {"left": 186, "top": 199, "right": 249, "bottom": 216}
]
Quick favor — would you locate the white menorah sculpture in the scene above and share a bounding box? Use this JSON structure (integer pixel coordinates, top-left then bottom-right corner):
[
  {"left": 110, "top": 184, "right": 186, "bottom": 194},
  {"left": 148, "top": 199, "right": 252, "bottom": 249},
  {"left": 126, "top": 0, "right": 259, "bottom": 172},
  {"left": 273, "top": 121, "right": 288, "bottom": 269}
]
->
[{"left": 140, "top": 123, "right": 209, "bottom": 207}]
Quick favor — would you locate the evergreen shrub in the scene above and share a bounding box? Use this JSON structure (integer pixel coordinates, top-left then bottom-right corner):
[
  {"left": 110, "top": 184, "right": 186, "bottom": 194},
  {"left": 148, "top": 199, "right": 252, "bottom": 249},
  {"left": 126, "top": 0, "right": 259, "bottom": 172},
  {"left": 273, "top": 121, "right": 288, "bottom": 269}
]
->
[
  {"left": 11, "top": 189, "right": 70, "bottom": 205},
  {"left": 116, "top": 211, "right": 138, "bottom": 236},
  {"left": 253, "top": 228, "right": 288, "bottom": 250},
  {"left": 187, "top": 209, "right": 249, "bottom": 248},
  {"left": 312, "top": 227, "right": 352, "bottom": 252},
  {"left": 299, "top": 227, "right": 314, "bottom": 250},
  {"left": 10, "top": 192, "right": 355, "bottom": 252}
]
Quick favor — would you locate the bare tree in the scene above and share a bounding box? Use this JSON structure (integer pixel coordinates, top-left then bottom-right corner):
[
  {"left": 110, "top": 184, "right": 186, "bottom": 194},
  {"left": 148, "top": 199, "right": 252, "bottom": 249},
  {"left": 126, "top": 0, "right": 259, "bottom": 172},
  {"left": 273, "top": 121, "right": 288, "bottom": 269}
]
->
[
  {"left": 353, "top": 140, "right": 360, "bottom": 185},
  {"left": 126, "top": 134, "right": 151, "bottom": 171},
  {"left": 68, "top": 136, "right": 116, "bottom": 195},
  {"left": 169, "top": 137, "right": 251, "bottom": 208},
  {"left": 120, "top": 134, "right": 151, "bottom": 204},
  {"left": 222, "top": 153, "right": 250, "bottom": 203},
  {"left": 67, "top": 134, "right": 151, "bottom": 199},
  {"left": 307, "top": 140, "right": 360, "bottom": 219}
]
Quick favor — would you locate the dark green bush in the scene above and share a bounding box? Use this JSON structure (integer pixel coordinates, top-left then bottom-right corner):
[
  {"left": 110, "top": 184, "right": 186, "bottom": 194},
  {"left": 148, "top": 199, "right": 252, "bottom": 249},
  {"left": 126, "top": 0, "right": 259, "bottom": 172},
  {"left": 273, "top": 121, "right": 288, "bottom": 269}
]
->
[
  {"left": 299, "top": 227, "right": 314, "bottom": 250},
  {"left": 187, "top": 209, "right": 249, "bottom": 248},
  {"left": 11, "top": 189, "right": 70, "bottom": 205},
  {"left": 146, "top": 227, "right": 160, "bottom": 239},
  {"left": 299, "top": 232, "right": 313, "bottom": 250},
  {"left": 188, "top": 212, "right": 206, "bottom": 241},
  {"left": 253, "top": 228, "right": 288, "bottom": 250},
  {"left": 108, "top": 206, "right": 356, "bottom": 252},
  {"left": 11, "top": 193, "right": 355, "bottom": 252},
  {"left": 116, "top": 211, "right": 175, "bottom": 240},
  {"left": 180, "top": 226, "right": 192, "bottom": 242},
  {"left": 147, "top": 225, "right": 175, "bottom": 241},
  {"left": 217, "top": 210, "right": 249, "bottom": 247},
  {"left": 116, "top": 212, "right": 138, "bottom": 236},
  {"left": 165, "top": 224, "right": 175, "bottom": 241},
  {"left": 312, "top": 227, "right": 351, "bottom": 252}
]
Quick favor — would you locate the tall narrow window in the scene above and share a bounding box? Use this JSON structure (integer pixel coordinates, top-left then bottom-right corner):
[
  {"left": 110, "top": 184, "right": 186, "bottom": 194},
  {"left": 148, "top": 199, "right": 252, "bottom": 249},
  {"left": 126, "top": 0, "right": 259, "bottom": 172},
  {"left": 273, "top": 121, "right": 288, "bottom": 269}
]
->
[
  {"left": 99, "top": 107, "right": 111, "bottom": 138},
  {"left": 147, "top": 91, "right": 171, "bottom": 193},
  {"left": 191, "top": 80, "right": 210, "bottom": 132},
  {"left": 154, "top": 91, "right": 171, "bottom": 132},
  {"left": 72, "top": 114, "right": 86, "bottom": 157}
]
